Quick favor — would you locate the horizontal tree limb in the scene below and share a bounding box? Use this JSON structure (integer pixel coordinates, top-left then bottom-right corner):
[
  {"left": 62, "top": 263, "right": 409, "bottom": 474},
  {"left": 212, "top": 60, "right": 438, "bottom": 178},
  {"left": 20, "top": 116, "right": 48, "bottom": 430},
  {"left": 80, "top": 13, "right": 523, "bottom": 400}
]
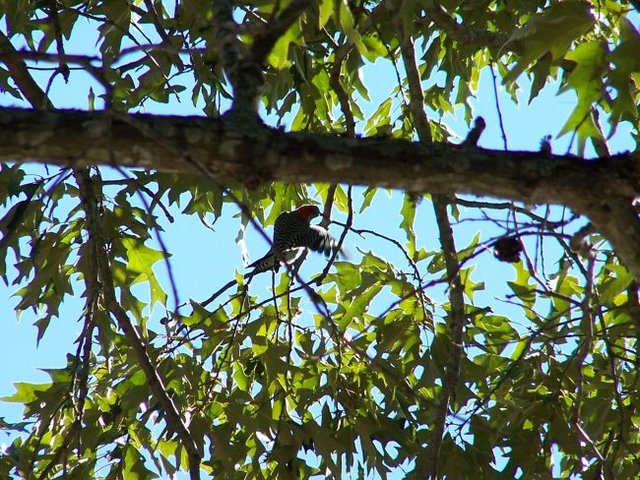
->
[{"left": 1, "top": 106, "right": 639, "bottom": 277}]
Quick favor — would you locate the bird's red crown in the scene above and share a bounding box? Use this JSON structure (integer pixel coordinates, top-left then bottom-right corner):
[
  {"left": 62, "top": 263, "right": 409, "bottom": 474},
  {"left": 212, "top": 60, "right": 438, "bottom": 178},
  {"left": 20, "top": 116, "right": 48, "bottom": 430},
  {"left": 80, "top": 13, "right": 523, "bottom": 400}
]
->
[{"left": 294, "top": 204, "right": 321, "bottom": 220}]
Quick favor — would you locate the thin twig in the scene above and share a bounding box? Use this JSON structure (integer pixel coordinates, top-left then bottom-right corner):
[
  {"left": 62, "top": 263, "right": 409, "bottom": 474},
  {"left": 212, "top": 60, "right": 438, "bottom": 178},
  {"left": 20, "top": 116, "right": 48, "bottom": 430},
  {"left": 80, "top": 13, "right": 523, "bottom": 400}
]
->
[{"left": 489, "top": 62, "right": 508, "bottom": 150}]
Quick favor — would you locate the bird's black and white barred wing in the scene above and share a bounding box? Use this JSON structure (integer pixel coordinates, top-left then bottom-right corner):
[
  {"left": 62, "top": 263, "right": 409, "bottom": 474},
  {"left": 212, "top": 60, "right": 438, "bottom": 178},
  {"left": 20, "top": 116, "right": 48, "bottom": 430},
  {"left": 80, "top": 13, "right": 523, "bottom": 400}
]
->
[{"left": 305, "top": 224, "right": 341, "bottom": 257}]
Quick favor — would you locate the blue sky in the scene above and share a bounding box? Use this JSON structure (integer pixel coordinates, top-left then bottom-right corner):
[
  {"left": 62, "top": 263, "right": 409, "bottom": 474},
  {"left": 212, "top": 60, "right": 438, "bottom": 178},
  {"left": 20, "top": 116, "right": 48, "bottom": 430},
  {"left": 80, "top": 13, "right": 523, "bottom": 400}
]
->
[{"left": 0, "top": 10, "right": 637, "bottom": 478}]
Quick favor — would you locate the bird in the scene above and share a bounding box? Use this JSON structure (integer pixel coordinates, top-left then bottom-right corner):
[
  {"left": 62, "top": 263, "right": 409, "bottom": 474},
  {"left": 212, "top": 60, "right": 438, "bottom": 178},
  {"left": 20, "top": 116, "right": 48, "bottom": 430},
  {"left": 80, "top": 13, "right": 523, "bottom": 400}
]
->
[{"left": 245, "top": 204, "right": 342, "bottom": 279}]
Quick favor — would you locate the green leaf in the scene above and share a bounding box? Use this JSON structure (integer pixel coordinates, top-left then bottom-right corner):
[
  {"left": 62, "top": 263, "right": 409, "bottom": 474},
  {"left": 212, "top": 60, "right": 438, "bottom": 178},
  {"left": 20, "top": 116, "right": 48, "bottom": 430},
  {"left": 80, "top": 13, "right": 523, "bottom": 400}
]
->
[
  {"left": 460, "top": 266, "right": 484, "bottom": 302},
  {"left": 504, "top": 1, "right": 595, "bottom": 84},
  {"left": 122, "top": 237, "right": 168, "bottom": 307},
  {"left": 339, "top": 276, "right": 382, "bottom": 331},
  {"left": 507, "top": 260, "right": 536, "bottom": 308},
  {"left": 399, "top": 194, "right": 417, "bottom": 256},
  {"left": 364, "top": 97, "right": 393, "bottom": 137},
  {"left": 318, "top": 0, "right": 334, "bottom": 29},
  {"left": 233, "top": 362, "right": 249, "bottom": 392},
  {"left": 359, "top": 187, "right": 378, "bottom": 213},
  {"left": 598, "top": 263, "right": 632, "bottom": 305},
  {"left": 459, "top": 231, "right": 481, "bottom": 263},
  {"left": 608, "top": 18, "right": 640, "bottom": 124},
  {"left": 268, "top": 22, "right": 301, "bottom": 69},
  {"left": 2, "top": 382, "right": 51, "bottom": 403},
  {"left": 557, "top": 41, "right": 605, "bottom": 152}
]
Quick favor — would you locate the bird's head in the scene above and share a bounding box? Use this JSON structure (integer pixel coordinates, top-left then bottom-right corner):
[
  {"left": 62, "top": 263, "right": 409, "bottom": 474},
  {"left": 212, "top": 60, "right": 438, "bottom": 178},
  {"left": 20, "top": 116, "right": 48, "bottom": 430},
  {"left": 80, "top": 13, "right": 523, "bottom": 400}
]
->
[{"left": 294, "top": 204, "right": 322, "bottom": 221}]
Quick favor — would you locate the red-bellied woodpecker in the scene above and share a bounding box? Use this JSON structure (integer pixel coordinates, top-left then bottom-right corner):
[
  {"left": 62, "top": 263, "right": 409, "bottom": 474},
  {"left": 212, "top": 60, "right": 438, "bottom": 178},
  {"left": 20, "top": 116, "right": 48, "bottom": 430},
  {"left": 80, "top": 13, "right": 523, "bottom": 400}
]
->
[{"left": 246, "top": 204, "right": 341, "bottom": 278}]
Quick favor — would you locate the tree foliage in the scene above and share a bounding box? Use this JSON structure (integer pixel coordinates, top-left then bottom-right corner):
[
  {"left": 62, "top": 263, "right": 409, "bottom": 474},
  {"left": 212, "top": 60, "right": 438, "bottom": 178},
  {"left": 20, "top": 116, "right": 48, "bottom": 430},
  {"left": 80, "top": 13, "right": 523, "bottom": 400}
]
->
[{"left": 0, "top": 1, "right": 639, "bottom": 479}]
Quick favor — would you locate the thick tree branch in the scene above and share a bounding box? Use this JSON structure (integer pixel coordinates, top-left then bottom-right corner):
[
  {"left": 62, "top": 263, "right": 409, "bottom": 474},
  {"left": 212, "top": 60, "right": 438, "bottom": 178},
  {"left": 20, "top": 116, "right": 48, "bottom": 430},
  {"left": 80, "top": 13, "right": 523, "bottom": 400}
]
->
[
  {"left": 2, "top": 107, "right": 640, "bottom": 278},
  {"left": 3, "top": 108, "right": 638, "bottom": 198}
]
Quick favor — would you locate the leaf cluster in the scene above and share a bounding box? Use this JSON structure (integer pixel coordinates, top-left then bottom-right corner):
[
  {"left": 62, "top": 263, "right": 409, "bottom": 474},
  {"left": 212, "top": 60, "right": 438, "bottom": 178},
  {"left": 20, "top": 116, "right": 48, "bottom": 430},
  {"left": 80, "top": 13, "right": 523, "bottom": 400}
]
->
[{"left": 0, "top": 0, "right": 639, "bottom": 479}]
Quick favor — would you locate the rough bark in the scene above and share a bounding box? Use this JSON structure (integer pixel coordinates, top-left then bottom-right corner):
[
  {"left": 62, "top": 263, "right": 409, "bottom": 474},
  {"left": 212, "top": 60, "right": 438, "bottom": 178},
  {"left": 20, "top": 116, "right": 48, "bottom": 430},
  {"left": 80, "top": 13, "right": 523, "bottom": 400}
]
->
[{"left": 1, "top": 106, "right": 639, "bottom": 277}]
